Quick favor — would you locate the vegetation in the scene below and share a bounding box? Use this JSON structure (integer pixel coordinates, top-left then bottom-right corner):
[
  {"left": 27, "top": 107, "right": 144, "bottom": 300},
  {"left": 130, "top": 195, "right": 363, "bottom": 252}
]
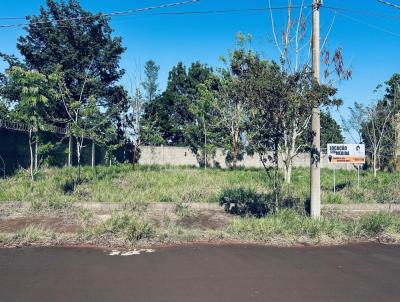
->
[
  {"left": 219, "top": 188, "right": 271, "bottom": 218},
  {"left": 0, "top": 1, "right": 399, "bottom": 251},
  {"left": 227, "top": 210, "right": 400, "bottom": 243},
  {"left": 0, "top": 165, "right": 399, "bottom": 206},
  {"left": 90, "top": 211, "right": 155, "bottom": 242}
]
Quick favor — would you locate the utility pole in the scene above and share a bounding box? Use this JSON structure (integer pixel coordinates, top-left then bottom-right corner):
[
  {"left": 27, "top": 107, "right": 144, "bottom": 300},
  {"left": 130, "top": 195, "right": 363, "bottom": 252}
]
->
[{"left": 311, "top": 0, "right": 321, "bottom": 218}]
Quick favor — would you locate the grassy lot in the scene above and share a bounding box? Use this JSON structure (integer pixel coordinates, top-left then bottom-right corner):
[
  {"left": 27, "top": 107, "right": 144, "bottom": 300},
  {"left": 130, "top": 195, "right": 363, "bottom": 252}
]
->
[
  {"left": 2, "top": 207, "right": 400, "bottom": 247},
  {"left": 0, "top": 164, "right": 399, "bottom": 207}
]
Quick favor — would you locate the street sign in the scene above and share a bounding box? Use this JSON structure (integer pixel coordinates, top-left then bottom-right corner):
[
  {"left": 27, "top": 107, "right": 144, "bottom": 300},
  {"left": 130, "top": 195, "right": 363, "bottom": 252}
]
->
[{"left": 327, "top": 144, "right": 365, "bottom": 164}]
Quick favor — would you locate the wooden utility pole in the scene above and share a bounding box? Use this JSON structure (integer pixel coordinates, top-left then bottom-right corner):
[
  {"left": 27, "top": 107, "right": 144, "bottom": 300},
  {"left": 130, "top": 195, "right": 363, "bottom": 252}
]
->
[{"left": 311, "top": 0, "right": 321, "bottom": 218}]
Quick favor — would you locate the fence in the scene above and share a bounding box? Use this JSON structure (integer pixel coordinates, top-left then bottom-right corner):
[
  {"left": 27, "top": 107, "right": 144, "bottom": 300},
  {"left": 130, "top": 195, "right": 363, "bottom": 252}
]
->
[{"left": 139, "top": 146, "right": 356, "bottom": 170}]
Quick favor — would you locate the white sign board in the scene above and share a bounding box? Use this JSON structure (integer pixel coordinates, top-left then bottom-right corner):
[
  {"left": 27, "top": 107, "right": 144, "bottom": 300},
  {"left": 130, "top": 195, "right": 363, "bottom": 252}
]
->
[{"left": 327, "top": 144, "right": 365, "bottom": 164}]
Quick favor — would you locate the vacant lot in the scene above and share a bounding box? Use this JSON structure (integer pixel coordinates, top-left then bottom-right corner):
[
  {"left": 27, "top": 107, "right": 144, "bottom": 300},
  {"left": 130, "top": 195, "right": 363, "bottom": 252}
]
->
[{"left": 0, "top": 164, "right": 399, "bottom": 206}]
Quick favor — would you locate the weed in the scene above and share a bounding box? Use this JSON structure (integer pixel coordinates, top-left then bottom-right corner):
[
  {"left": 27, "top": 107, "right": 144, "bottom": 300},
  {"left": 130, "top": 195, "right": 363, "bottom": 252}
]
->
[
  {"left": 227, "top": 209, "right": 400, "bottom": 243},
  {"left": 174, "top": 201, "right": 192, "bottom": 218},
  {"left": 11, "top": 225, "right": 55, "bottom": 243},
  {"left": 93, "top": 212, "right": 155, "bottom": 242}
]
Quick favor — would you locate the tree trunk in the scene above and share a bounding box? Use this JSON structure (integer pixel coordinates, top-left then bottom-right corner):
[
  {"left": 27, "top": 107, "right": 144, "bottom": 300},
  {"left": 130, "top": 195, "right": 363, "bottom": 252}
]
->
[
  {"left": 373, "top": 150, "right": 377, "bottom": 177},
  {"left": 231, "top": 132, "right": 238, "bottom": 170},
  {"left": 76, "top": 140, "right": 82, "bottom": 182},
  {"left": 132, "top": 143, "right": 137, "bottom": 171},
  {"left": 273, "top": 141, "right": 280, "bottom": 213},
  {"left": 284, "top": 160, "right": 292, "bottom": 184},
  {"left": 28, "top": 129, "right": 34, "bottom": 180},
  {"left": 68, "top": 135, "right": 72, "bottom": 167},
  {"left": 34, "top": 135, "right": 38, "bottom": 172},
  {"left": 204, "top": 121, "right": 207, "bottom": 170}
]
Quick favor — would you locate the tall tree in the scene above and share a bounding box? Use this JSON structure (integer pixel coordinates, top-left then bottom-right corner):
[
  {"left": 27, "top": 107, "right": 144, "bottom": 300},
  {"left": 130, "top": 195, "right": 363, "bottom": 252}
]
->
[
  {"left": 215, "top": 33, "right": 253, "bottom": 169},
  {"left": 142, "top": 60, "right": 160, "bottom": 103},
  {"left": 51, "top": 67, "right": 112, "bottom": 181},
  {"left": 16, "top": 0, "right": 125, "bottom": 124},
  {"left": 266, "top": 1, "right": 351, "bottom": 184},
  {"left": 142, "top": 62, "right": 215, "bottom": 149}
]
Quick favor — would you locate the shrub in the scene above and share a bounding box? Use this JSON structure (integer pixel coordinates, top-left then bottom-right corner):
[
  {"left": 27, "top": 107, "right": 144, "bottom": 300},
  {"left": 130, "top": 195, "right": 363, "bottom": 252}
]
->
[{"left": 219, "top": 188, "right": 271, "bottom": 218}]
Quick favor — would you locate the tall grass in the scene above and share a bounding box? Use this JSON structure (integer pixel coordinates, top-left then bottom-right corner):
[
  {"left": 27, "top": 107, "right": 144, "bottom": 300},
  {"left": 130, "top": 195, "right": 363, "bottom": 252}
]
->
[
  {"left": 0, "top": 164, "right": 399, "bottom": 205},
  {"left": 227, "top": 209, "right": 400, "bottom": 242}
]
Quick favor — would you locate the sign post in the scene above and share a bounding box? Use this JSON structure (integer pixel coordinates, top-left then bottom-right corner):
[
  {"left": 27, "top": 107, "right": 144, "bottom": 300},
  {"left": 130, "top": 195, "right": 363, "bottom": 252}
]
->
[
  {"left": 327, "top": 144, "right": 366, "bottom": 190},
  {"left": 333, "top": 166, "right": 336, "bottom": 193}
]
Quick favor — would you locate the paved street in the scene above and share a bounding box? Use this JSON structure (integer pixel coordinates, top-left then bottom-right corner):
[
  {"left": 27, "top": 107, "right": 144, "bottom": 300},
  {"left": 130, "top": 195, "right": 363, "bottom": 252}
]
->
[{"left": 1, "top": 243, "right": 400, "bottom": 302}]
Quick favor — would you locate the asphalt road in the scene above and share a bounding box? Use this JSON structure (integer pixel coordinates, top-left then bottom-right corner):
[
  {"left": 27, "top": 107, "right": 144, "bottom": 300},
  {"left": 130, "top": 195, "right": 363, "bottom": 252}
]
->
[{"left": 1, "top": 243, "right": 400, "bottom": 302}]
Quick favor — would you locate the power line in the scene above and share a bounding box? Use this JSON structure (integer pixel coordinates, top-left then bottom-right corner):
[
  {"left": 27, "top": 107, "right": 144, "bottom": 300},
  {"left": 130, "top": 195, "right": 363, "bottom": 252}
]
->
[
  {"left": 0, "top": 0, "right": 201, "bottom": 28},
  {"left": 324, "top": 5, "right": 400, "bottom": 20},
  {"left": 377, "top": 0, "right": 400, "bottom": 9},
  {"left": 2, "top": 3, "right": 400, "bottom": 28},
  {"left": 326, "top": 8, "right": 400, "bottom": 38},
  {"left": 0, "top": 4, "right": 309, "bottom": 22}
]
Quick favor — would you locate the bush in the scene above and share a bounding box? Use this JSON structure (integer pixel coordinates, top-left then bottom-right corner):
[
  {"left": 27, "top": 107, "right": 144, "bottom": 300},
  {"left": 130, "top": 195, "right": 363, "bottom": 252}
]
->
[{"left": 219, "top": 188, "right": 271, "bottom": 218}]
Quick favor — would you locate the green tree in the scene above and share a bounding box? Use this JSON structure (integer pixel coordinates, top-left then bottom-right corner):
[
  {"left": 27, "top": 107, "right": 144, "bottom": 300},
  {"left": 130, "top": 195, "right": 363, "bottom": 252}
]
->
[
  {"left": 142, "top": 60, "right": 160, "bottom": 103},
  {"left": 320, "top": 111, "right": 344, "bottom": 148},
  {"left": 51, "top": 67, "right": 112, "bottom": 180},
  {"left": 215, "top": 34, "right": 253, "bottom": 169},
  {"left": 4, "top": 67, "right": 52, "bottom": 179},
  {"left": 16, "top": 0, "right": 125, "bottom": 125},
  {"left": 142, "top": 62, "right": 215, "bottom": 148}
]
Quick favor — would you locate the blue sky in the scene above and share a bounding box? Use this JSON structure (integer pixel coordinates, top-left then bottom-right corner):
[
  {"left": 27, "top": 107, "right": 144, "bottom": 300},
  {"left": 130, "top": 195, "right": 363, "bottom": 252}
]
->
[{"left": 1, "top": 0, "right": 399, "bottom": 142}]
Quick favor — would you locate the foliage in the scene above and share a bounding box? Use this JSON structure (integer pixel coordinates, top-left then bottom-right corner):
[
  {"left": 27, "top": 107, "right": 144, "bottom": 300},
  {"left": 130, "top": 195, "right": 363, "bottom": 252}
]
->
[
  {"left": 219, "top": 188, "right": 271, "bottom": 218},
  {"left": 320, "top": 110, "right": 344, "bottom": 147},
  {"left": 142, "top": 60, "right": 160, "bottom": 103},
  {"left": 142, "top": 62, "right": 216, "bottom": 148},
  {"left": 17, "top": 0, "right": 125, "bottom": 118},
  {"left": 2, "top": 67, "right": 54, "bottom": 179}
]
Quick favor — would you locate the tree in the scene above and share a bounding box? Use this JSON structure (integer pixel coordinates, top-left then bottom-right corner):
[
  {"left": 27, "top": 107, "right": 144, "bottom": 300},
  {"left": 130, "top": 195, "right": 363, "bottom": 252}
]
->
[
  {"left": 185, "top": 79, "right": 223, "bottom": 168},
  {"left": 142, "top": 62, "right": 188, "bottom": 145},
  {"left": 16, "top": 0, "right": 125, "bottom": 125},
  {"left": 245, "top": 59, "right": 287, "bottom": 211},
  {"left": 4, "top": 67, "right": 51, "bottom": 179},
  {"left": 215, "top": 34, "right": 253, "bottom": 169},
  {"left": 52, "top": 67, "right": 111, "bottom": 181},
  {"left": 353, "top": 102, "right": 394, "bottom": 177},
  {"left": 142, "top": 60, "right": 160, "bottom": 103},
  {"left": 141, "top": 62, "right": 216, "bottom": 152},
  {"left": 320, "top": 110, "right": 344, "bottom": 148},
  {"left": 266, "top": 2, "right": 351, "bottom": 184},
  {"left": 182, "top": 63, "right": 223, "bottom": 167},
  {"left": 344, "top": 75, "right": 400, "bottom": 175},
  {"left": 241, "top": 51, "right": 340, "bottom": 209}
]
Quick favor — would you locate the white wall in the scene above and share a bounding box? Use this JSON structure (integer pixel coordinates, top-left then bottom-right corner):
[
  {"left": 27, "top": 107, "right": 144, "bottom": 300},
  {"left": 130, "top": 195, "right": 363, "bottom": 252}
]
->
[{"left": 139, "top": 146, "right": 355, "bottom": 170}]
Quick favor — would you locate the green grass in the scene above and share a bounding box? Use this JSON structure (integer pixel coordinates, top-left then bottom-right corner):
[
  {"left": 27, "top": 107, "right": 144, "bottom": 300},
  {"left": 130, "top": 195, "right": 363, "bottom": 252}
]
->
[
  {"left": 0, "top": 164, "right": 399, "bottom": 206},
  {"left": 90, "top": 211, "right": 155, "bottom": 242},
  {"left": 227, "top": 209, "right": 400, "bottom": 243}
]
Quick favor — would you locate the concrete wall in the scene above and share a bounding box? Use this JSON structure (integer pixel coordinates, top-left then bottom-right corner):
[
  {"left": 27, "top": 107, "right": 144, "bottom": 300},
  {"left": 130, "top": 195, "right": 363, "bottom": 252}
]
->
[{"left": 139, "top": 146, "right": 356, "bottom": 170}]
